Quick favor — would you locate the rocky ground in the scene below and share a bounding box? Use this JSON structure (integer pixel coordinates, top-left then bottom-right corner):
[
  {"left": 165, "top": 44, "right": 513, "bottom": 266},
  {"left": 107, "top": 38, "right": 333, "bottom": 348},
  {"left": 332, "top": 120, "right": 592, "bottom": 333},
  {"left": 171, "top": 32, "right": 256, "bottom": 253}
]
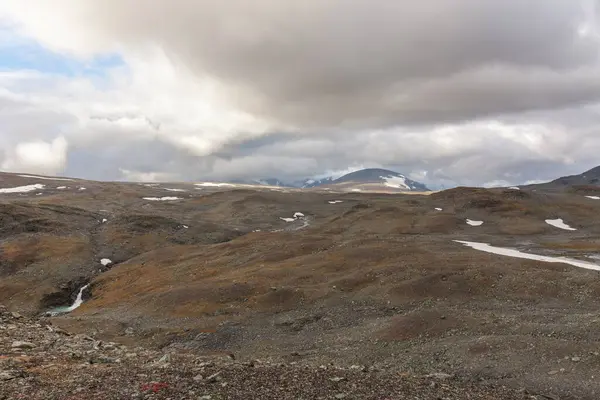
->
[
  {"left": 1, "top": 307, "right": 539, "bottom": 399},
  {"left": 3, "top": 173, "right": 600, "bottom": 398}
]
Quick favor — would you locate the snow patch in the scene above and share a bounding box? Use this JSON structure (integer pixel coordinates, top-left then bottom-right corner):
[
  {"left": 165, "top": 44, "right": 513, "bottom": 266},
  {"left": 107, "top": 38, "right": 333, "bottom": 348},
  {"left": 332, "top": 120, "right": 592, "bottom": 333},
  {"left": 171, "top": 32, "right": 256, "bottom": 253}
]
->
[
  {"left": 182, "top": 225, "right": 189, "bottom": 229},
  {"left": 101, "top": 218, "right": 108, "bottom": 223},
  {"left": 585, "top": 196, "right": 600, "bottom": 200},
  {"left": 380, "top": 175, "right": 410, "bottom": 189},
  {"left": 435, "top": 208, "right": 443, "bottom": 211},
  {"left": 196, "top": 182, "right": 235, "bottom": 187},
  {"left": 508, "top": 186, "right": 520, "bottom": 190},
  {"left": 0, "top": 184, "right": 45, "bottom": 193},
  {"left": 466, "top": 219, "right": 484, "bottom": 226},
  {"left": 328, "top": 200, "right": 344, "bottom": 204},
  {"left": 143, "top": 196, "right": 181, "bottom": 201},
  {"left": 56, "top": 186, "right": 67, "bottom": 190},
  {"left": 351, "top": 189, "right": 362, "bottom": 192},
  {"left": 164, "top": 188, "right": 187, "bottom": 192},
  {"left": 455, "top": 241, "right": 600, "bottom": 271},
  {"left": 545, "top": 218, "right": 576, "bottom": 231},
  {"left": 100, "top": 258, "right": 112, "bottom": 266},
  {"left": 18, "top": 174, "right": 73, "bottom": 181},
  {"left": 279, "top": 212, "right": 306, "bottom": 223},
  {"left": 78, "top": 187, "right": 86, "bottom": 191}
]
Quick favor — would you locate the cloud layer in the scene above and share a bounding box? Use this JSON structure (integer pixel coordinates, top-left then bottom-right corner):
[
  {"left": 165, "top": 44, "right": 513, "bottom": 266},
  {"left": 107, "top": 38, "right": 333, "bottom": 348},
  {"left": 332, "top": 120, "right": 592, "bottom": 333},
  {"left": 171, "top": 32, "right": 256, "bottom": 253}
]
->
[{"left": 0, "top": 0, "right": 600, "bottom": 186}]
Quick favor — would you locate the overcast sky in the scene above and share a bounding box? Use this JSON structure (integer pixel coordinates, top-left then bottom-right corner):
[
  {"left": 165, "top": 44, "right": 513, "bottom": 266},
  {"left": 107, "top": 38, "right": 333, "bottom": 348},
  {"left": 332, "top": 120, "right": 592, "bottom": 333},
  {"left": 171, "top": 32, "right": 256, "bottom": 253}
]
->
[{"left": 1, "top": 1, "right": 600, "bottom": 187}]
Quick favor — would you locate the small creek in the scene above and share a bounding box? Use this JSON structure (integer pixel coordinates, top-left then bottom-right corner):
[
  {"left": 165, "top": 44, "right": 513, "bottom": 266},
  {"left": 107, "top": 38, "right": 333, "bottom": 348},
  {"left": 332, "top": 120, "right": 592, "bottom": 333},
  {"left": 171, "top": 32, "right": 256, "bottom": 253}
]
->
[{"left": 47, "top": 284, "right": 90, "bottom": 316}]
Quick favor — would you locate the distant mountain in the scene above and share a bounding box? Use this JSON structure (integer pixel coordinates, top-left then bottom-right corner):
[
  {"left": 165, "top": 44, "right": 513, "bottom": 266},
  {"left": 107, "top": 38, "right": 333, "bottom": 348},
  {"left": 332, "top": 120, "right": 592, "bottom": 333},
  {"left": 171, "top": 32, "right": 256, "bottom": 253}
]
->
[
  {"left": 251, "top": 168, "right": 430, "bottom": 191},
  {"left": 525, "top": 165, "right": 600, "bottom": 191},
  {"left": 330, "top": 168, "right": 429, "bottom": 191},
  {"left": 549, "top": 165, "right": 600, "bottom": 187}
]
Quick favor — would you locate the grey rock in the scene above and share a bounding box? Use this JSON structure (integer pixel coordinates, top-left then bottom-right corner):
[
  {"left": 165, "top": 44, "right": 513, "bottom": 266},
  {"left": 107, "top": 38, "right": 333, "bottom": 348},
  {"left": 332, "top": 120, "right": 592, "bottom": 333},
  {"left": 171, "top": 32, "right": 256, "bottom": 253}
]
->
[
  {"left": 206, "top": 371, "right": 222, "bottom": 383},
  {"left": 0, "top": 371, "right": 16, "bottom": 381},
  {"left": 425, "top": 372, "right": 454, "bottom": 380},
  {"left": 11, "top": 341, "right": 35, "bottom": 349}
]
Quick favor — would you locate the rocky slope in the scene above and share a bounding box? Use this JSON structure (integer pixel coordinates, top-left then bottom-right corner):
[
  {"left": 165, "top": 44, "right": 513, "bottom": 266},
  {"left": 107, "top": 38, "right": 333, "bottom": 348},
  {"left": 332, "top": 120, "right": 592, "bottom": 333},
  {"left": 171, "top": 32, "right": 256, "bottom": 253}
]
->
[{"left": 0, "top": 307, "right": 537, "bottom": 399}]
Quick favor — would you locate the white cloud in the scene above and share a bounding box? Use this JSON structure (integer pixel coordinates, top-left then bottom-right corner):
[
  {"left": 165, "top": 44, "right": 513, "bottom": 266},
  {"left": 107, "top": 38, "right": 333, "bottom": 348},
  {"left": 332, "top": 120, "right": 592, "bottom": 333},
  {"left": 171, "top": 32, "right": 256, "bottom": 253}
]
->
[
  {"left": 1, "top": 136, "right": 68, "bottom": 175},
  {"left": 118, "top": 168, "right": 176, "bottom": 182}
]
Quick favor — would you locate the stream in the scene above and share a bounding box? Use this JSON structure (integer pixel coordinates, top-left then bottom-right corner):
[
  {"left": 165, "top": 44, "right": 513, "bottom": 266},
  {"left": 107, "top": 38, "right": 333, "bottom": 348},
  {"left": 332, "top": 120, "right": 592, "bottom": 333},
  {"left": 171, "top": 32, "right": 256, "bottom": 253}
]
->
[{"left": 46, "top": 284, "right": 90, "bottom": 316}]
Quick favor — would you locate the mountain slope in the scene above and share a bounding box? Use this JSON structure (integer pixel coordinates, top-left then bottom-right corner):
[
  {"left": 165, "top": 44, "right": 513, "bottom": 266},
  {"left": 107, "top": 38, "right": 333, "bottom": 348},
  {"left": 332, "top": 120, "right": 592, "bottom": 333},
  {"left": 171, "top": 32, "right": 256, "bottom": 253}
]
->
[
  {"left": 524, "top": 165, "right": 600, "bottom": 192},
  {"left": 332, "top": 168, "right": 429, "bottom": 191}
]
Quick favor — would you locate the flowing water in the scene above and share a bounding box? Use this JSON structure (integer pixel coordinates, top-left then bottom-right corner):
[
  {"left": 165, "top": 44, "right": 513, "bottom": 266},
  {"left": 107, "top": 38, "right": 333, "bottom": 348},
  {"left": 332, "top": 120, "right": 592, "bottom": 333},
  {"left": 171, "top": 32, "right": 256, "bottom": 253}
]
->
[{"left": 47, "top": 284, "right": 90, "bottom": 316}]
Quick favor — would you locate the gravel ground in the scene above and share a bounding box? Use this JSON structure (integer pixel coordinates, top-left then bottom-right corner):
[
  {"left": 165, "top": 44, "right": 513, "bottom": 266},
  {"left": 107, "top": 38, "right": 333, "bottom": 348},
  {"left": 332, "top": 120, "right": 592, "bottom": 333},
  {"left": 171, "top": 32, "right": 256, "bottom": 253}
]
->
[{"left": 0, "top": 307, "right": 536, "bottom": 400}]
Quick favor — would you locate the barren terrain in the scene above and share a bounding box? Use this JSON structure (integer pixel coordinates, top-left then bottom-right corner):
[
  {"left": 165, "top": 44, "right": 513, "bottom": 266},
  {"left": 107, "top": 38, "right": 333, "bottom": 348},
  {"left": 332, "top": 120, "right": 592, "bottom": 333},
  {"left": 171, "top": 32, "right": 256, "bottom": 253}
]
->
[{"left": 2, "top": 172, "right": 600, "bottom": 398}]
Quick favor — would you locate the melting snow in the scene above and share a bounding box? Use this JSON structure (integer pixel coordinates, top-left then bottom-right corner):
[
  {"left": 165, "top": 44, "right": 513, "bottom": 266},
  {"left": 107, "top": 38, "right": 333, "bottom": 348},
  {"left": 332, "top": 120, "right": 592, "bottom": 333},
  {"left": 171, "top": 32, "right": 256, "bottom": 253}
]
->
[
  {"left": 100, "top": 258, "right": 113, "bottom": 266},
  {"left": 328, "top": 200, "right": 344, "bottom": 204},
  {"left": 18, "top": 174, "right": 73, "bottom": 181},
  {"left": 380, "top": 175, "right": 410, "bottom": 189},
  {"left": 466, "top": 219, "right": 484, "bottom": 226},
  {"left": 585, "top": 196, "right": 600, "bottom": 200},
  {"left": 196, "top": 182, "right": 235, "bottom": 187},
  {"left": 545, "top": 219, "right": 576, "bottom": 231},
  {"left": 280, "top": 212, "right": 305, "bottom": 222},
  {"left": 455, "top": 241, "right": 600, "bottom": 271},
  {"left": 143, "top": 196, "right": 181, "bottom": 201},
  {"left": 0, "top": 184, "right": 45, "bottom": 193}
]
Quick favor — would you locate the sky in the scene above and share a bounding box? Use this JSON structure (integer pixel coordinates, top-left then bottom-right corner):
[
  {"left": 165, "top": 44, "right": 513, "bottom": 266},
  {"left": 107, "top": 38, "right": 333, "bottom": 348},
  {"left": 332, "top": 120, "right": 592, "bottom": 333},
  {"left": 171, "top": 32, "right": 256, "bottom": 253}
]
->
[{"left": 1, "top": 1, "right": 600, "bottom": 188}]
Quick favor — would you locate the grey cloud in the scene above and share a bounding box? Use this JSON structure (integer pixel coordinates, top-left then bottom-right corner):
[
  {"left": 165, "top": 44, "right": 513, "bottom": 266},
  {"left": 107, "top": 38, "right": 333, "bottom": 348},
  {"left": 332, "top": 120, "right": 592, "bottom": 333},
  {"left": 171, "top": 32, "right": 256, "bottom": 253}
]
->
[
  {"left": 61, "top": 0, "right": 599, "bottom": 127},
  {"left": 2, "top": 1, "right": 600, "bottom": 186},
  {"left": 5, "top": 1, "right": 599, "bottom": 128}
]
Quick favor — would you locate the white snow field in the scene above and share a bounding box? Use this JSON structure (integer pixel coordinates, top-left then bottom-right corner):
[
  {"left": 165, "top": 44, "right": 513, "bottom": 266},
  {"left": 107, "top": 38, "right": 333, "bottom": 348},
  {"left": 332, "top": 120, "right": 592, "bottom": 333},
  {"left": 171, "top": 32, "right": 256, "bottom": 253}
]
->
[
  {"left": 0, "top": 184, "right": 45, "bottom": 193},
  {"left": 455, "top": 241, "right": 600, "bottom": 271}
]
